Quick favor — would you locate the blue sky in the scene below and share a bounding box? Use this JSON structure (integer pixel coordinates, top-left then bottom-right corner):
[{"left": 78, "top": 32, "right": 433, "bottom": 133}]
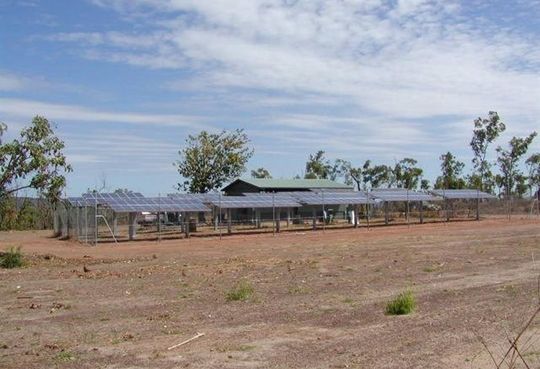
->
[{"left": 1, "top": 0, "right": 539, "bottom": 196}]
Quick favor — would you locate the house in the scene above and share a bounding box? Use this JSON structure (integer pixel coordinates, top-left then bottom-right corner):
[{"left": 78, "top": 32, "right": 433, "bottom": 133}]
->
[
  {"left": 221, "top": 178, "right": 354, "bottom": 225},
  {"left": 222, "top": 178, "right": 353, "bottom": 195}
]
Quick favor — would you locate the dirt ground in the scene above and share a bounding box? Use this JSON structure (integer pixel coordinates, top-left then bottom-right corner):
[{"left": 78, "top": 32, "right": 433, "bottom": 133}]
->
[{"left": 1, "top": 218, "right": 540, "bottom": 369}]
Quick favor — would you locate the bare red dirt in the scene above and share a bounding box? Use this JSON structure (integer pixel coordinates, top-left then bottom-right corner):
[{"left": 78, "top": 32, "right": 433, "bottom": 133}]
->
[{"left": 1, "top": 218, "right": 540, "bottom": 368}]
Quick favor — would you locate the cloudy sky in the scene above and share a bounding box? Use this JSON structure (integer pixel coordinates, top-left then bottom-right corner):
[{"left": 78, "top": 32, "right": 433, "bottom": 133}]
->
[{"left": 1, "top": 0, "right": 539, "bottom": 195}]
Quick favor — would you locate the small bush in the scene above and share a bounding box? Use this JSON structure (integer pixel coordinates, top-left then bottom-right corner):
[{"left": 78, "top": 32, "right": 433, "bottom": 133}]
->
[
  {"left": 226, "top": 280, "right": 254, "bottom": 301},
  {"left": 55, "top": 350, "right": 75, "bottom": 362},
  {"left": 385, "top": 290, "right": 416, "bottom": 315},
  {"left": 0, "top": 247, "right": 24, "bottom": 269}
]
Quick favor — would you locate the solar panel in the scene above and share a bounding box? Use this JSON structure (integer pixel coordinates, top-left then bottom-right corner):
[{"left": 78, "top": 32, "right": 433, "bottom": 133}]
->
[
  {"left": 209, "top": 195, "right": 301, "bottom": 209},
  {"left": 66, "top": 197, "right": 92, "bottom": 207},
  {"left": 81, "top": 192, "right": 145, "bottom": 205},
  {"left": 105, "top": 197, "right": 210, "bottom": 213},
  {"left": 291, "top": 191, "right": 371, "bottom": 205},
  {"left": 168, "top": 192, "right": 223, "bottom": 202},
  {"left": 369, "top": 189, "right": 441, "bottom": 202},
  {"left": 430, "top": 189, "right": 496, "bottom": 199}
]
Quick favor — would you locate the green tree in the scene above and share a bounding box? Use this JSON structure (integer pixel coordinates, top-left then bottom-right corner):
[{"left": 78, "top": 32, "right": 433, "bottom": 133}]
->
[
  {"left": 0, "top": 116, "right": 71, "bottom": 203},
  {"left": 526, "top": 153, "right": 540, "bottom": 198},
  {"left": 304, "top": 150, "right": 331, "bottom": 179},
  {"left": 393, "top": 158, "right": 423, "bottom": 189},
  {"left": 251, "top": 167, "right": 272, "bottom": 179},
  {"left": 175, "top": 129, "right": 253, "bottom": 193},
  {"left": 351, "top": 160, "right": 372, "bottom": 190},
  {"left": 420, "top": 179, "right": 430, "bottom": 190},
  {"left": 16, "top": 198, "right": 39, "bottom": 230},
  {"left": 470, "top": 112, "right": 506, "bottom": 192},
  {"left": 0, "top": 196, "right": 17, "bottom": 230},
  {"left": 496, "top": 132, "right": 537, "bottom": 198},
  {"left": 434, "top": 152, "right": 466, "bottom": 189},
  {"left": 368, "top": 164, "right": 393, "bottom": 189},
  {"left": 329, "top": 159, "right": 354, "bottom": 186}
]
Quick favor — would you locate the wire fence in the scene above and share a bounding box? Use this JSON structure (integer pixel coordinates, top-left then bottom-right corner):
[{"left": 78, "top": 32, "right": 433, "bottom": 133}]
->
[{"left": 55, "top": 194, "right": 540, "bottom": 245}]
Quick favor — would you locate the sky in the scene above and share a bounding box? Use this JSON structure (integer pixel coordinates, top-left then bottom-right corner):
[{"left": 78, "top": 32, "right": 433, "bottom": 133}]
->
[{"left": 0, "top": 0, "right": 539, "bottom": 196}]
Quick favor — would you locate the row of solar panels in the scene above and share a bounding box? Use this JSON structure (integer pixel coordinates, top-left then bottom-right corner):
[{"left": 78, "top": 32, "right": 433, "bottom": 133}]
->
[{"left": 66, "top": 189, "right": 496, "bottom": 213}]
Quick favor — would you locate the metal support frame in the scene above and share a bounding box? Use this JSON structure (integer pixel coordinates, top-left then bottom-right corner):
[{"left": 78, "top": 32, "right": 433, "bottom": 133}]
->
[
  {"left": 276, "top": 207, "right": 281, "bottom": 233},
  {"left": 112, "top": 212, "right": 118, "bottom": 237},
  {"left": 96, "top": 214, "right": 118, "bottom": 244},
  {"left": 128, "top": 212, "right": 137, "bottom": 241},
  {"left": 227, "top": 208, "right": 232, "bottom": 234},
  {"left": 406, "top": 189, "right": 410, "bottom": 226},
  {"left": 286, "top": 208, "right": 291, "bottom": 228},
  {"left": 419, "top": 201, "right": 424, "bottom": 224},
  {"left": 255, "top": 209, "right": 261, "bottom": 228},
  {"left": 475, "top": 189, "right": 480, "bottom": 221},
  {"left": 185, "top": 212, "right": 191, "bottom": 238}
]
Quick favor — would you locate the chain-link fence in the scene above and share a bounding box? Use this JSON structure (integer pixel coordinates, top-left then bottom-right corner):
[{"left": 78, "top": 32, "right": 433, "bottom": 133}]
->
[{"left": 56, "top": 194, "right": 539, "bottom": 244}]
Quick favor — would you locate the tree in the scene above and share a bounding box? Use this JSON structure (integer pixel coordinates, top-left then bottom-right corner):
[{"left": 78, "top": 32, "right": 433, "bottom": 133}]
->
[
  {"left": 304, "top": 150, "right": 331, "bottom": 179},
  {"left": 434, "top": 152, "right": 466, "bottom": 189},
  {"left": 393, "top": 158, "right": 423, "bottom": 189},
  {"left": 175, "top": 129, "right": 253, "bottom": 193},
  {"left": 251, "top": 167, "right": 272, "bottom": 179},
  {"left": 368, "top": 164, "right": 393, "bottom": 189},
  {"left": 329, "top": 159, "right": 354, "bottom": 186},
  {"left": 496, "top": 132, "right": 537, "bottom": 198},
  {"left": 420, "top": 179, "right": 430, "bottom": 190},
  {"left": 0, "top": 116, "right": 72, "bottom": 203},
  {"left": 470, "top": 112, "right": 506, "bottom": 192},
  {"left": 526, "top": 153, "right": 540, "bottom": 198}
]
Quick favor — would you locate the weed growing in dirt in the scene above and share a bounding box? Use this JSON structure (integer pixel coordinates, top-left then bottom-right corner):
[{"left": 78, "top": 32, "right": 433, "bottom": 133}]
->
[
  {"left": 0, "top": 246, "right": 23, "bottom": 269},
  {"left": 226, "top": 280, "right": 254, "bottom": 301},
  {"left": 385, "top": 290, "right": 416, "bottom": 315},
  {"left": 288, "top": 285, "right": 309, "bottom": 295},
  {"left": 54, "top": 350, "right": 75, "bottom": 362}
]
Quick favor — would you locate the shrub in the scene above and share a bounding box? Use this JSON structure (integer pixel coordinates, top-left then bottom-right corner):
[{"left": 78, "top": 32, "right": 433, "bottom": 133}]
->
[
  {"left": 55, "top": 350, "right": 75, "bottom": 362},
  {"left": 0, "top": 247, "right": 24, "bottom": 269},
  {"left": 385, "top": 290, "right": 416, "bottom": 315},
  {"left": 226, "top": 280, "right": 254, "bottom": 301}
]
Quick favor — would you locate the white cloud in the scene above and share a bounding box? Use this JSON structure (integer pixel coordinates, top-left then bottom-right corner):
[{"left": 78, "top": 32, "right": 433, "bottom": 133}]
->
[
  {"left": 0, "top": 98, "right": 207, "bottom": 128},
  {"left": 25, "top": 0, "right": 540, "bottom": 181},
  {"left": 0, "top": 72, "right": 25, "bottom": 91},
  {"left": 43, "top": 0, "right": 540, "bottom": 121}
]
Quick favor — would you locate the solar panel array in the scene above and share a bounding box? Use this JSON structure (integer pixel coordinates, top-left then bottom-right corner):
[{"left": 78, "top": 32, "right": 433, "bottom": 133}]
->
[
  {"left": 82, "top": 192, "right": 145, "bottom": 205},
  {"left": 292, "top": 191, "right": 371, "bottom": 205},
  {"left": 430, "top": 189, "right": 496, "bottom": 199},
  {"left": 369, "top": 189, "right": 441, "bottom": 202},
  {"left": 105, "top": 197, "right": 210, "bottom": 213},
  {"left": 68, "top": 188, "right": 495, "bottom": 212},
  {"left": 209, "top": 195, "right": 301, "bottom": 209},
  {"left": 168, "top": 192, "right": 223, "bottom": 202},
  {"left": 73, "top": 192, "right": 209, "bottom": 212},
  {"left": 66, "top": 197, "right": 92, "bottom": 207}
]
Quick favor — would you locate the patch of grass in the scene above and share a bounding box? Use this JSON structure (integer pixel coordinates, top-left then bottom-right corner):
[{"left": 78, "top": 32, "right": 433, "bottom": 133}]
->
[
  {"left": 385, "top": 290, "right": 416, "bottom": 315},
  {"left": 342, "top": 297, "right": 354, "bottom": 304},
  {"left": 226, "top": 280, "right": 254, "bottom": 301},
  {"left": 0, "top": 246, "right": 24, "bottom": 269},
  {"left": 423, "top": 266, "right": 436, "bottom": 273},
  {"left": 54, "top": 350, "right": 75, "bottom": 362},
  {"left": 288, "top": 285, "right": 309, "bottom": 295}
]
